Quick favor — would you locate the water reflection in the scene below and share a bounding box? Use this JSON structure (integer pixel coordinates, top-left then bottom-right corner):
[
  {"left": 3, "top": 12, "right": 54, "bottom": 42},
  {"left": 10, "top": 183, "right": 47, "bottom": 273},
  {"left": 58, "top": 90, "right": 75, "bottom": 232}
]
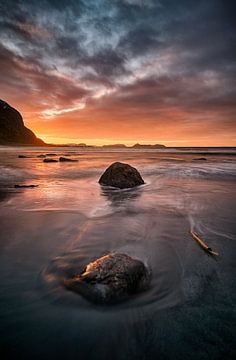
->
[
  {"left": 100, "top": 186, "right": 142, "bottom": 206},
  {"left": 0, "top": 189, "right": 15, "bottom": 202}
]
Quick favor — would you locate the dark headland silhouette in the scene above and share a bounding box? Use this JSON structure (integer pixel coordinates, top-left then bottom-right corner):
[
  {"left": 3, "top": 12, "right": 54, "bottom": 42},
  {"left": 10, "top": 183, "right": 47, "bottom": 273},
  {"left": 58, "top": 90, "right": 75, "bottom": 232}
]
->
[
  {"left": 0, "top": 100, "right": 166, "bottom": 148},
  {"left": 0, "top": 100, "right": 45, "bottom": 145}
]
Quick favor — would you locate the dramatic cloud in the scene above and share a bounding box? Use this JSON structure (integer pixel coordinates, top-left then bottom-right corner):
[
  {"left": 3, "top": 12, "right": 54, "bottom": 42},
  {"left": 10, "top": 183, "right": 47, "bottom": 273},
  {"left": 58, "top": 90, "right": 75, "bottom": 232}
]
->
[{"left": 0, "top": 0, "right": 235, "bottom": 145}]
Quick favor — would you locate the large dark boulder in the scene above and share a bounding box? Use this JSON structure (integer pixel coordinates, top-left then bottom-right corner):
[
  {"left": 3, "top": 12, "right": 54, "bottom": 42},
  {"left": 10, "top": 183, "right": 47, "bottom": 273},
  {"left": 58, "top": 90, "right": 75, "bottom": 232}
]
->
[
  {"left": 0, "top": 99, "right": 45, "bottom": 145},
  {"left": 65, "top": 253, "right": 150, "bottom": 304},
  {"left": 99, "top": 162, "right": 144, "bottom": 189}
]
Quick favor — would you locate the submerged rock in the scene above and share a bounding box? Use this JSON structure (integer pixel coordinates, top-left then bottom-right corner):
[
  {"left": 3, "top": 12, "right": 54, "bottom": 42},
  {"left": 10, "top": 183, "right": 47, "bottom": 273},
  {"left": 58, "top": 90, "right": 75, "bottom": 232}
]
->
[
  {"left": 64, "top": 253, "right": 150, "bottom": 304},
  {"left": 99, "top": 162, "right": 144, "bottom": 189},
  {"left": 43, "top": 158, "right": 58, "bottom": 163},
  {"left": 59, "top": 157, "right": 78, "bottom": 162}
]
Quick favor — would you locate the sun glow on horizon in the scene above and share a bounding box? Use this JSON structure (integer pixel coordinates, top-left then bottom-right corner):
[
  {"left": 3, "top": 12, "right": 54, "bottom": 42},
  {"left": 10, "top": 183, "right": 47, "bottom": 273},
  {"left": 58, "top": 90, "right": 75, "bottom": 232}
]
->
[{"left": 37, "top": 133, "right": 235, "bottom": 147}]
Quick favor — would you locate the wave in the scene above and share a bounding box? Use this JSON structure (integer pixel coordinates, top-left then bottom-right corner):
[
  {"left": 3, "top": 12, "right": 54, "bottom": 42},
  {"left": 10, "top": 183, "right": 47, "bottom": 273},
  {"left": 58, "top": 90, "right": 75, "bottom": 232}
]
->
[
  {"left": 0, "top": 166, "right": 27, "bottom": 183},
  {"left": 141, "top": 162, "right": 236, "bottom": 179}
]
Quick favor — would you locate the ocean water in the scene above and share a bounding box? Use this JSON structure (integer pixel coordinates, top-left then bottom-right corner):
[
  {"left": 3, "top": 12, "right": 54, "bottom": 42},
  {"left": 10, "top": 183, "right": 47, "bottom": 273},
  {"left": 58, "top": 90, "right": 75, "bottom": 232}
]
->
[{"left": 0, "top": 146, "right": 235, "bottom": 360}]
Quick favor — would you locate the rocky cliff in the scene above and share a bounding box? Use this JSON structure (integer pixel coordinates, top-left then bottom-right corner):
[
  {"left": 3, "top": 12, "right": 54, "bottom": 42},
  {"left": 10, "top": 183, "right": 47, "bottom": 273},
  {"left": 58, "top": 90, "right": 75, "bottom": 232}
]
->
[{"left": 0, "top": 100, "right": 45, "bottom": 145}]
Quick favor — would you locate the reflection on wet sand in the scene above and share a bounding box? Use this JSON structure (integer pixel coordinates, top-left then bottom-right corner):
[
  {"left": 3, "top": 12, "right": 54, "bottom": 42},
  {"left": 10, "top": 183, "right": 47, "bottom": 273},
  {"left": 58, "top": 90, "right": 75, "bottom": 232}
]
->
[
  {"left": 100, "top": 186, "right": 143, "bottom": 206},
  {"left": 0, "top": 189, "right": 14, "bottom": 202}
]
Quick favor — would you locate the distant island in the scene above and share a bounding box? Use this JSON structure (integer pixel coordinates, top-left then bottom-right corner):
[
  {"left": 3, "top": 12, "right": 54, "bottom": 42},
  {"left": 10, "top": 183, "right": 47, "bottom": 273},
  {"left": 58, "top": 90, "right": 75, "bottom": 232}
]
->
[
  {"left": 101, "top": 143, "right": 165, "bottom": 149},
  {"left": 0, "top": 100, "right": 165, "bottom": 149},
  {"left": 130, "top": 143, "right": 165, "bottom": 149},
  {"left": 43, "top": 143, "right": 166, "bottom": 149}
]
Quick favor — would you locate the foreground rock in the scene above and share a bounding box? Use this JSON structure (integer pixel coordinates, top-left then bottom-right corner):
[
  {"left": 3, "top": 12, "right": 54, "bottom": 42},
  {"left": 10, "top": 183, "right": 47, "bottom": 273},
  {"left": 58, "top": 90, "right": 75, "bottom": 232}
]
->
[
  {"left": 59, "top": 157, "right": 78, "bottom": 162},
  {"left": 64, "top": 253, "right": 150, "bottom": 304},
  {"left": 99, "top": 162, "right": 144, "bottom": 189},
  {"left": 43, "top": 158, "right": 58, "bottom": 163},
  {"left": 0, "top": 99, "right": 45, "bottom": 145}
]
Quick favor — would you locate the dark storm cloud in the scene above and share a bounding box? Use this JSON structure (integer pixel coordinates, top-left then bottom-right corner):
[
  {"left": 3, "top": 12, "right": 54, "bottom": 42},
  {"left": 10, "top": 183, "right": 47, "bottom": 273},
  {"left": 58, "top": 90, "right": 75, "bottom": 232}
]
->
[
  {"left": 0, "top": 0, "right": 235, "bottom": 130},
  {"left": 89, "top": 74, "right": 236, "bottom": 121},
  {"left": 80, "top": 49, "right": 127, "bottom": 77},
  {"left": 0, "top": 42, "right": 90, "bottom": 112},
  {"left": 118, "top": 26, "right": 163, "bottom": 57}
]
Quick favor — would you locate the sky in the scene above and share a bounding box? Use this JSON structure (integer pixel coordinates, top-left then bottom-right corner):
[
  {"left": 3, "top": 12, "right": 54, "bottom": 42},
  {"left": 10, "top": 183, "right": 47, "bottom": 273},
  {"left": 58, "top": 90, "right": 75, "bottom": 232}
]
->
[{"left": 0, "top": 0, "right": 235, "bottom": 146}]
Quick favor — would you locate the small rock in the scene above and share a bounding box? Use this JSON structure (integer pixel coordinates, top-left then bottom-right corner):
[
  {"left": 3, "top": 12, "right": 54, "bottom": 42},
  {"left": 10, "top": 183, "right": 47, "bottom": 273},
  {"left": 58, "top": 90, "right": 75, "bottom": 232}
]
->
[
  {"left": 99, "top": 162, "right": 144, "bottom": 189},
  {"left": 14, "top": 184, "right": 38, "bottom": 188},
  {"left": 64, "top": 253, "right": 150, "bottom": 304},
  {"left": 59, "top": 157, "right": 78, "bottom": 162},
  {"left": 18, "top": 155, "right": 28, "bottom": 158},
  {"left": 43, "top": 158, "right": 58, "bottom": 163},
  {"left": 46, "top": 153, "right": 57, "bottom": 156},
  {"left": 193, "top": 157, "right": 207, "bottom": 161},
  {"left": 37, "top": 154, "right": 46, "bottom": 158}
]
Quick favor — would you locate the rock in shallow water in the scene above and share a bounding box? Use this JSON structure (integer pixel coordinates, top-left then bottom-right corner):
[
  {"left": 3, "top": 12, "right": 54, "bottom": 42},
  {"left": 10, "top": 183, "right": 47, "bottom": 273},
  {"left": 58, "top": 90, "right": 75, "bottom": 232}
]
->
[
  {"left": 14, "top": 184, "right": 38, "bottom": 188},
  {"left": 43, "top": 158, "right": 58, "bottom": 163},
  {"left": 99, "top": 162, "right": 144, "bottom": 189},
  {"left": 64, "top": 253, "right": 150, "bottom": 304},
  {"left": 59, "top": 157, "right": 78, "bottom": 162}
]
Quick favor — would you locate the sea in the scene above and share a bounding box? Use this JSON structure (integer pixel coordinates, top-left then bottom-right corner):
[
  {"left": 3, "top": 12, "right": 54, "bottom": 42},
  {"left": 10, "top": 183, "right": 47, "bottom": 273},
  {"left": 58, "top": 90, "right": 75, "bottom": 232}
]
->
[{"left": 0, "top": 146, "right": 235, "bottom": 360}]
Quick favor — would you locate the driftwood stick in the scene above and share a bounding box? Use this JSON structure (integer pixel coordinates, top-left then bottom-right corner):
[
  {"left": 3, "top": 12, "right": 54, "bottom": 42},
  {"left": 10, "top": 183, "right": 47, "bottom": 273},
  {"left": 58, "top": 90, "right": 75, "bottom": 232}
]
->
[{"left": 190, "top": 230, "right": 219, "bottom": 256}]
